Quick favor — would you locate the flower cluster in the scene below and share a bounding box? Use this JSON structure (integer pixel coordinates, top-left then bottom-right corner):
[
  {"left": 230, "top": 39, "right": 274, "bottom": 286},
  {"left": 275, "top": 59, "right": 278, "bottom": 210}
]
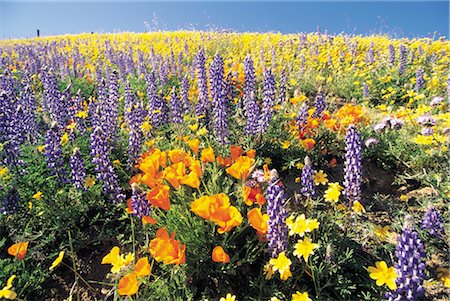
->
[{"left": 343, "top": 125, "right": 362, "bottom": 205}]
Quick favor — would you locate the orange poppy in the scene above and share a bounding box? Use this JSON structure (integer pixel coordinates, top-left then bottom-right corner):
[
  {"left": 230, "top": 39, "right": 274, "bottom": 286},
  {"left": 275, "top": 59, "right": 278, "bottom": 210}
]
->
[
  {"left": 163, "top": 162, "right": 185, "bottom": 189},
  {"left": 189, "top": 160, "right": 203, "bottom": 177},
  {"left": 180, "top": 171, "right": 200, "bottom": 189},
  {"left": 226, "top": 156, "right": 255, "bottom": 181},
  {"left": 212, "top": 246, "right": 230, "bottom": 263},
  {"left": 8, "top": 242, "right": 29, "bottom": 260},
  {"left": 230, "top": 145, "right": 244, "bottom": 161},
  {"left": 142, "top": 215, "right": 157, "bottom": 225},
  {"left": 201, "top": 147, "right": 215, "bottom": 163},
  {"left": 247, "top": 208, "right": 269, "bottom": 235},
  {"left": 216, "top": 156, "right": 232, "bottom": 167},
  {"left": 243, "top": 186, "right": 266, "bottom": 206},
  {"left": 301, "top": 138, "right": 316, "bottom": 151},
  {"left": 149, "top": 228, "right": 186, "bottom": 265},
  {"left": 147, "top": 184, "right": 171, "bottom": 210},
  {"left": 167, "top": 149, "right": 188, "bottom": 164},
  {"left": 246, "top": 149, "right": 256, "bottom": 159},
  {"left": 212, "top": 205, "right": 243, "bottom": 234},
  {"left": 187, "top": 139, "right": 200, "bottom": 154},
  {"left": 118, "top": 273, "right": 140, "bottom": 296},
  {"left": 134, "top": 257, "right": 151, "bottom": 277}
]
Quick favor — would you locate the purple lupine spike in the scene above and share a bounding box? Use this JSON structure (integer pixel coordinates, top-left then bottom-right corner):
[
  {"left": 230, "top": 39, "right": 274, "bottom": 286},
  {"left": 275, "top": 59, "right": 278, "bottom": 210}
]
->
[
  {"left": 147, "top": 72, "right": 168, "bottom": 128},
  {"left": 170, "top": 87, "right": 183, "bottom": 124},
  {"left": 160, "top": 60, "right": 170, "bottom": 86},
  {"left": 210, "top": 53, "right": 229, "bottom": 144},
  {"left": 124, "top": 80, "right": 134, "bottom": 123},
  {"left": 266, "top": 177, "right": 288, "bottom": 258},
  {"left": 398, "top": 44, "right": 408, "bottom": 76},
  {"left": 312, "top": 92, "right": 326, "bottom": 118},
  {"left": 177, "top": 52, "right": 183, "bottom": 76},
  {"left": 296, "top": 102, "right": 309, "bottom": 131},
  {"left": 41, "top": 69, "right": 68, "bottom": 128},
  {"left": 243, "top": 56, "right": 256, "bottom": 117},
  {"left": 447, "top": 75, "right": 450, "bottom": 100},
  {"left": 415, "top": 69, "right": 424, "bottom": 91},
  {"left": 363, "top": 82, "right": 370, "bottom": 98},
  {"left": 300, "top": 156, "right": 316, "bottom": 201},
  {"left": 343, "top": 124, "right": 362, "bottom": 205},
  {"left": 105, "top": 70, "right": 120, "bottom": 139},
  {"left": 366, "top": 42, "right": 374, "bottom": 64},
  {"left": 127, "top": 98, "right": 144, "bottom": 167},
  {"left": 180, "top": 76, "right": 191, "bottom": 113},
  {"left": 43, "top": 122, "right": 67, "bottom": 184},
  {"left": 90, "top": 126, "right": 125, "bottom": 203},
  {"left": 245, "top": 91, "right": 260, "bottom": 136},
  {"left": 130, "top": 183, "right": 151, "bottom": 219},
  {"left": 386, "top": 216, "right": 426, "bottom": 301},
  {"left": 70, "top": 148, "right": 86, "bottom": 190},
  {"left": 20, "top": 84, "right": 39, "bottom": 141},
  {"left": 0, "top": 188, "right": 19, "bottom": 215},
  {"left": 195, "top": 49, "right": 210, "bottom": 120},
  {"left": 421, "top": 204, "right": 444, "bottom": 237},
  {"left": 258, "top": 68, "right": 276, "bottom": 134},
  {"left": 278, "top": 68, "right": 287, "bottom": 104}
]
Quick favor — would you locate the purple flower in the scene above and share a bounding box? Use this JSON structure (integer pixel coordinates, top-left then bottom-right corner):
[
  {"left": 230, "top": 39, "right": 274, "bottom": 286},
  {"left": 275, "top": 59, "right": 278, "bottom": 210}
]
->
[
  {"left": 43, "top": 122, "right": 67, "bottom": 184},
  {"left": 421, "top": 204, "right": 444, "bottom": 237},
  {"left": 430, "top": 96, "right": 443, "bottom": 107},
  {"left": 278, "top": 68, "right": 287, "bottom": 104},
  {"left": 147, "top": 72, "right": 168, "bottom": 128},
  {"left": 420, "top": 127, "right": 434, "bottom": 136},
  {"left": 416, "top": 115, "right": 436, "bottom": 126},
  {"left": 312, "top": 92, "right": 326, "bottom": 118},
  {"left": 389, "top": 44, "right": 395, "bottom": 66},
  {"left": 364, "top": 137, "right": 380, "bottom": 148},
  {"left": 243, "top": 56, "right": 256, "bottom": 116},
  {"left": 70, "top": 148, "right": 86, "bottom": 190},
  {"left": 90, "top": 126, "right": 125, "bottom": 203},
  {"left": 374, "top": 122, "right": 388, "bottom": 134},
  {"left": 363, "top": 83, "right": 369, "bottom": 98},
  {"left": 130, "top": 183, "right": 151, "bottom": 219},
  {"left": 258, "top": 69, "right": 276, "bottom": 134},
  {"left": 195, "top": 49, "right": 210, "bottom": 120},
  {"left": 180, "top": 76, "right": 191, "bottom": 113},
  {"left": 343, "top": 125, "right": 362, "bottom": 204},
  {"left": 0, "top": 188, "right": 19, "bottom": 215},
  {"left": 169, "top": 87, "right": 183, "bottom": 124},
  {"left": 386, "top": 215, "right": 426, "bottom": 301},
  {"left": 210, "top": 53, "right": 229, "bottom": 144},
  {"left": 415, "top": 69, "right": 424, "bottom": 91},
  {"left": 296, "top": 102, "right": 309, "bottom": 131},
  {"left": 398, "top": 44, "right": 408, "bottom": 76},
  {"left": 300, "top": 156, "right": 316, "bottom": 201},
  {"left": 266, "top": 177, "right": 288, "bottom": 258}
]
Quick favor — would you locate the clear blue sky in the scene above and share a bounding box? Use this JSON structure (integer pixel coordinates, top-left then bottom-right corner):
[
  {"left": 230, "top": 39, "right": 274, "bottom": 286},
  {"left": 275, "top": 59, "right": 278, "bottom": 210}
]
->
[{"left": 0, "top": 1, "right": 449, "bottom": 40}]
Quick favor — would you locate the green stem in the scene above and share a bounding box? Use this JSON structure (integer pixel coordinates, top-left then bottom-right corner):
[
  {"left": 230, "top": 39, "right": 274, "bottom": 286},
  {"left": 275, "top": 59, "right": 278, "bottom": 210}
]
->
[
  {"left": 308, "top": 259, "right": 319, "bottom": 298},
  {"left": 130, "top": 214, "right": 136, "bottom": 264},
  {"left": 67, "top": 231, "right": 80, "bottom": 301}
]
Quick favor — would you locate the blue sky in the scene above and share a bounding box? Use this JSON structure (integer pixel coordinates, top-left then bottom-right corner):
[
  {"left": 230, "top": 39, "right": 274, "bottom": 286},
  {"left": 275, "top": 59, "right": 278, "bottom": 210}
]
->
[{"left": 0, "top": 1, "right": 448, "bottom": 39}]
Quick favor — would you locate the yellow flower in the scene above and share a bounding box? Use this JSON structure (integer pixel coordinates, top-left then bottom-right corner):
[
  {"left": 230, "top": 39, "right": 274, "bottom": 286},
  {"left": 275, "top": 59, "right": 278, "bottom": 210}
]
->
[
  {"left": 49, "top": 251, "right": 65, "bottom": 271},
  {"left": 368, "top": 261, "right": 397, "bottom": 290},
  {"left": 145, "top": 139, "right": 155, "bottom": 148},
  {"left": 75, "top": 111, "right": 88, "bottom": 119},
  {"left": 220, "top": 293, "right": 237, "bottom": 301},
  {"left": 60, "top": 133, "right": 69, "bottom": 146},
  {"left": 412, "top": 135, "right": 433, "bottom": 145},
  {"left": 291, "top": 291, "right": 312, "bottom": 301},
  {"left": 113, "top": 159, "right": 121, "bottom": 166},
  {"left": 324, "top": 182, "right": 342, "bottom": 203},
  {"left": 0, "top": 166, "right": 9, "bottom": 177},
  {"left": 352, "top": 201, "right": 366, "bottom": 214},
  {"left": 0, "top": 275, "right": 17, "bottom": 300},
  {"left": 264, "top": 157, "right": 272, "bottom": 165},
  {"left": 32, "top": 191, "right": 43, "bottom": 200},
  {"left": 84, "top": 176, "right": 96, "bottom": 188},
  {"left": 293, "top": 237, "right": 319, "bottom": 262},
  {"left": 286, "top": 214, "right": 319, "bottom": 237},
  {"left": 196, "top": 127, "right": 208, "bottom": 136},
  {"left": 101, "top": 246, "right": 135, "bottom": 273},
  {"left": 295, "top": 162, "right": 304, "bottom": 170},
  {"left": 140, "top": 121, "right": 152, "bottom": 133},
  {"left": 437, "top": 267, "right": 450, "bottom": 288},
  {"left": 188, "top": 123, "right": 199, "bottom": 131},
  {"left": 312, "top": 170, "right": 328, "bottom": 186},
  {"left": 399, "top": 194, "right": 408, "bottom": 202},
  {"left": 264, "top": 262, "right": 274, "bottom": 280},
  {"left": 269, "top": 252, "right": 292, "bottom": 280},
  {"left": 37, "top": 145, "right": 46, "bottom": 152},
  {"left": 281, "top": 140, "right": 291, "bottom": 149},
  {"left": 374, "top": 225, "right": 390, "bottom": 240}
]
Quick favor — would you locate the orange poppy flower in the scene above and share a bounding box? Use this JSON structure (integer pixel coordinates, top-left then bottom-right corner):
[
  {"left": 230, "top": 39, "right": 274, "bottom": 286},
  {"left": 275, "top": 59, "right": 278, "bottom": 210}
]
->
[
  {"left": 129, "top": 173, "right": 142, "bottom": 185},
  {"left": 187, "top": 139, "right": 200, "bottom": 154},
  {"left": 189, "top": 160, "right": 203, "bottom": 177},
  {"left": 243, "top": 186, "right": 266, "bottom": 206},
  {"left": 168, "top": 149, "right": 187, "bottom": 164},
  {"left": 149, "top": 228, "right": 186, "bottom": 265},
  {"left": 212, "top": 246, "right": 230, "bottom": 263},
  {"left": 201, "top": 147, "right": 215, "bottom": 163},
  {"left": 163, "top": 162, "right": 186, "bottom": 189},
  {"left": 226, "top": 156, "right": 255, "bottom": 181},
  {"left": 142, "top": 215, "right": 157, "bottom": 225},
  {"left": 147, "top": 184, "right": 170, "bottom": 210},
  {"left": 191, "top": 195, "right": 214, "bottom": 219},
  {"left": 328, "top": 158, "right": 337, "bottom": 168},
  {"left": 230, "top": 145, "right": 244, "bottom": 161},
  {"left": 118, "top": 273, "right": 140, "bottom": 296},
  {"left": 212, "top": 205, "right": 243, "bottom": 234},
  {"left": 247, "top": 208, "right": 269, "bottom": 235},
  {"left": 301, "top": 138, "right": 316, "bottom": 151},
  {"left": 126, "top": 198, "right": 134, "bottom": 214},
  {"left": 246, "top": 149, "right": 256, "bottom": 159},
  {"left": 8, "top": 242, "right": 29, "bottom": 260},
  {"left": 216, "top": 156, "right": 232, "bottom": 167},
  {"left": 180, "top": 171, "right": 200, "bottom": 189},
  {"left": 134, "top": 257, "right": 151, "bottom": 277}
]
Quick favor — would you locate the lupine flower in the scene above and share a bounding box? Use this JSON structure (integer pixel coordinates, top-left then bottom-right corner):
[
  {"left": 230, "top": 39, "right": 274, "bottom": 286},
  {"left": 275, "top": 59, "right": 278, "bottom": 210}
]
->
[
  {"left": 43, "top": 123, "right": 67, "bottom": 184},
  {"left": 415, "top": 69, "right": 424, "bottom": 91},
  {"left": 90, "top": 127, "right": 125, "bottom": 203},
  {"left": 363, "top": 82, "right": 370, "bottom": 98},
  {"left": 343, "top": 125, "right": 362, "bottom": 205},
  {"left": 296, "top": 102, "right": 308, "bottom": 131},
  {"left": 386, "top": 215, "right": 426, "bottom": 300},
  {"left": 195, "top": 49, "right": 210, "bottom": 119},
  {"left": 421, "top": 204, "right": 444, "bottom": 237},
  {"left": 312, "top": 92, "right": 326, "bottom": 118},
  {"left": 300, "top": 156, "right": 316, "bottom": 201},
  {"left": 278, "top": 68, "right": 287, "bottom": 104},
  {"left": 0, "top": 188, "right": 19, "bottom": 215},
  {"left": 266, "top": 177, "right": 288, "bottom": 257},
  {"left": 180, "top": 76, "right": 191, "bottom": 112},
  {"left": 69, "top": 148, "right": 86, "bottom": 190},
  {"left": 398, "top": 44, "right": 408, "bottom": 75},
  {"left": 210, "top": 53, "right": 229, "bottom": 144},
  {"left": 130, "top": 183, "right": 151, "bottom": 219},
  {"left": 243, "top": 56, "right": 256, "bottom": 115},
  {"left": 147, "top": 72, "right": 168, "bottom": 128},
  {"left": 258, "top": 69, "right": 276, "bottom": 134},
  {"left": 169, "top": 87, "right": 183, "bottom": 124}
]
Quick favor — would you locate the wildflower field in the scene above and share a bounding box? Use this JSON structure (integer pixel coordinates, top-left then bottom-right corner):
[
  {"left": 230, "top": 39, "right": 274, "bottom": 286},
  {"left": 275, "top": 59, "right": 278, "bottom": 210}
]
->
[{"left": 0, "top": 31, "right": 449, "bottom": 301}]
